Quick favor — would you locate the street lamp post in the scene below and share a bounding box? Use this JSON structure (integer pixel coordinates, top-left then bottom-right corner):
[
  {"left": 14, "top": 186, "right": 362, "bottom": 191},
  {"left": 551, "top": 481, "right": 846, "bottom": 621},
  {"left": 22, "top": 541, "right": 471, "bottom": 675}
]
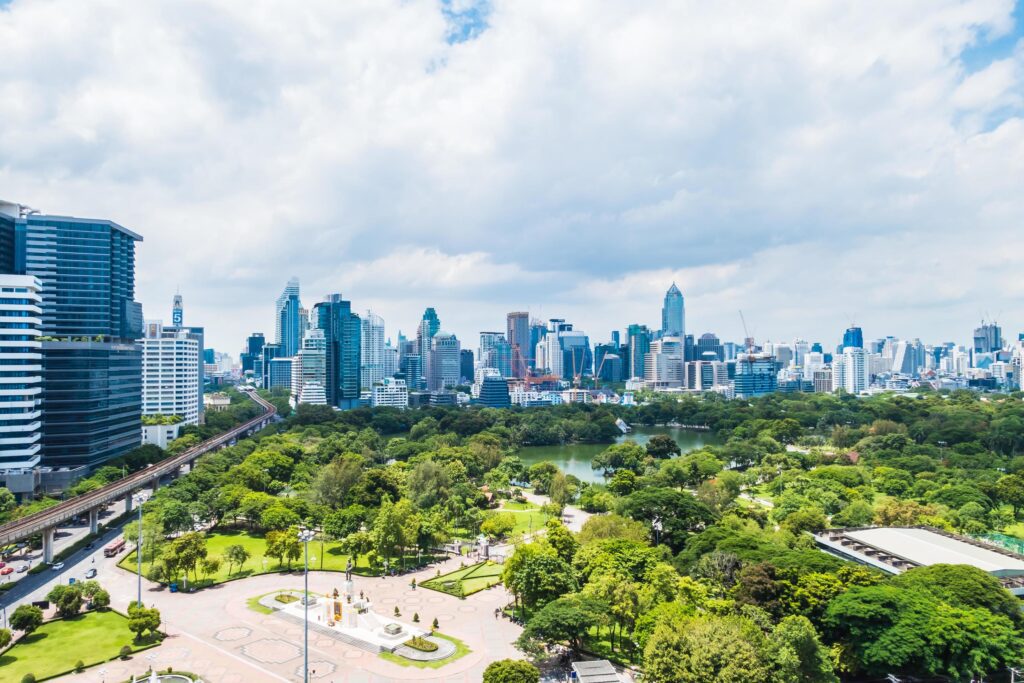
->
[
  {"left": 133, "top": 493, "right": 147, "bottom": 606},
  {"left": 298, "top": 526, "right": 315, "bottom": 683}
]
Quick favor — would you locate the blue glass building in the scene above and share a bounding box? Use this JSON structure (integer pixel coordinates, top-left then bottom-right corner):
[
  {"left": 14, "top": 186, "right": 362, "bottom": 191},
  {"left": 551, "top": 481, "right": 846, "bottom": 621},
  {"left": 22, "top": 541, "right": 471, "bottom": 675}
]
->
[
  {"left": 842, "top": 326, "right": 864, "bottom": 350},
  {"left": 0, "top": 202, "right": 144, "bottom": 470},
  {"left": 661, "top": 283, "right": 685, "bottom": 337},
  {"left": 314, "top": 294, "right": 361, "bottom": 409}
]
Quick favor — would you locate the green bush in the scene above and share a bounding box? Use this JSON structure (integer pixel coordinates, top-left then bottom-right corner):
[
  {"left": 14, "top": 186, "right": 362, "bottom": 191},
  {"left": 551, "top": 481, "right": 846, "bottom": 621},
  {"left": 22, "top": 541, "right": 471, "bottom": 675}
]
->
[
  {"left": 405, "top": 636, "right": 438, "bottom": 652},
  {"left": 21, "top": 675, "right": 36, "bottom": 683}
]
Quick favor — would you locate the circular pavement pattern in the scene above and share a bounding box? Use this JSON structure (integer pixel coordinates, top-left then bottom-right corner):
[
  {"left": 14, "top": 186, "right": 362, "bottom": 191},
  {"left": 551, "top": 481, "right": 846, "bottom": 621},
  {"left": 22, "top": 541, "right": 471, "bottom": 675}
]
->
[
  {"left": 297, "top": 660, "right": 337, "bottom": 679},
  {"left": 215, "top": 626, "right": 252, "bottom": 642},
  {"left": 427, "top": 596, "right": 444, "bottom": 603},
  {"left": 240, "top": 638, "right": 301, "bottom": 664}
]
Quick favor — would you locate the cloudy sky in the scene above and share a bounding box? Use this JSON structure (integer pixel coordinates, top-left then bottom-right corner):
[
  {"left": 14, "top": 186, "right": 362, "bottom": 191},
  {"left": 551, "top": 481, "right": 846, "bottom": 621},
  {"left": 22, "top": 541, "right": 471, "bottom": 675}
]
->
[{"left": 1, "top": 0, "right": 1022, "bottom": 354}]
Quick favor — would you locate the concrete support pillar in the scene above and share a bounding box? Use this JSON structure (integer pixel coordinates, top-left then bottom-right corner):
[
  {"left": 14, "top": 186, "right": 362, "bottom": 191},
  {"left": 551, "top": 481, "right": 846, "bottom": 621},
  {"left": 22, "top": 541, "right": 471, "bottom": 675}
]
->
[
  {"left": 125, "top": 492, "right": 134, "bottom": 513},
  {"left": 88, "top": 507, "right": 99, "bottom": 535},
  {"left": 42, "top": 526, "right": 55, "bottom": 564},
  {"left": 152, "top": 477, "right": 160, "bottom": 491}
]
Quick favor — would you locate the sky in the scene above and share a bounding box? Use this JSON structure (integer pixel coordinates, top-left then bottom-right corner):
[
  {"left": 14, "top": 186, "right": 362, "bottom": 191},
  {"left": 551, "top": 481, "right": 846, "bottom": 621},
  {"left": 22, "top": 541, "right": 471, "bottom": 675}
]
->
[{"left": 1, "top": 0, "right": 1023, "bottom": 355}]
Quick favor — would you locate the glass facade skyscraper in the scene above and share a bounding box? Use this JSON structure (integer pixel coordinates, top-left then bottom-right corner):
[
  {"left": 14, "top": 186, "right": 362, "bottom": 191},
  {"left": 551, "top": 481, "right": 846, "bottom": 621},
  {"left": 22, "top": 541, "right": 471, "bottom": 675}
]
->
[
  {"left": 0, "top": 275, "right": 43, "bottom": 479},
  {"left": 276, "top": 278, "right": 303, "bottom": 358},
  {"left": 842, "top": 326, "right": 864, "bottom": 351},
  {"left": 0, "top": 203, "right": 144, "bottom": 471},
  {"left": 314, "top": 293, "right": 361, "bottom": 409},
  {"left": 661, "top": 283, "right": 684, "bottom": 338}
]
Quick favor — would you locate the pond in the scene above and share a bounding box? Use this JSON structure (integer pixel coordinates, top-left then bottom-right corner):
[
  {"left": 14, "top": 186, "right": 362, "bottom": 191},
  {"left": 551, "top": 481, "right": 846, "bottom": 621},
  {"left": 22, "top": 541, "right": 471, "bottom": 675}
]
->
[{"left": 517, "top": 425, "right": 719, "bottom": 484}]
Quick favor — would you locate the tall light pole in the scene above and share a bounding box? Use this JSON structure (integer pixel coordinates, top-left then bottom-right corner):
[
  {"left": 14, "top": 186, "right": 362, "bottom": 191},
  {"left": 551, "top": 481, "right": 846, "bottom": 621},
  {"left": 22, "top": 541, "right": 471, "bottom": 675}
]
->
[
  {"left": 298, "top": 526, "right": 315, "bottom": 683},
  {"left": 133, "top": 492, "right": 147, "bottom": 607}
]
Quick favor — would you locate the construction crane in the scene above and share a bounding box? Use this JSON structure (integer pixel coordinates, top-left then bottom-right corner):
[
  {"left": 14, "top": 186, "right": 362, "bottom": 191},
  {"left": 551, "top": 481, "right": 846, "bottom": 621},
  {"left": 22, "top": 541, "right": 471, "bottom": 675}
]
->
[{"left": 739, "top": 310, "right": 755, "bottom": 352}]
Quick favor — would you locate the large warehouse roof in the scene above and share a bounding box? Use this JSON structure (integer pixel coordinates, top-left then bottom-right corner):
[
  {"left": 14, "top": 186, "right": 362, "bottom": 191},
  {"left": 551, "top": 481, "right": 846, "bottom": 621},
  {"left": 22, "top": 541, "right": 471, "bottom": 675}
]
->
[{"left": 843, "top": 527, "right": 1024, "bottom": 575}]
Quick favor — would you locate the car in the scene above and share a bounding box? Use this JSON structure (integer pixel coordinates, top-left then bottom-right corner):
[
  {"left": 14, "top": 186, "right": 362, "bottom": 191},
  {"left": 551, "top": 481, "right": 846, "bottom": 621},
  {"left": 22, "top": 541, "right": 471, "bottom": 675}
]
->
[
  {"left": 84, "top": 568, "right": 97, "bottom": 579},
  {"left": 17, "top": 565, "right": 28, "bottom": 573},
  {"left": 0, "top": 561, "right": 5, "bottom": 569},
  {"left": 51, "top": 562, "right": 64, "bottom": 571},
  {"left": 85, "top": 541, "right": 94, "bottom": 549},
  {"left": 0, "top": 567, "right": 12, "bottom": 575}
]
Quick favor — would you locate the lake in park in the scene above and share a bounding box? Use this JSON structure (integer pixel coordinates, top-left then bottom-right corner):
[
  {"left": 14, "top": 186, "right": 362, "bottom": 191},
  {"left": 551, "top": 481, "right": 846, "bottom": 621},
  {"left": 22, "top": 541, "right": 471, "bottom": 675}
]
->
[{"left": 517, "top": 425, "right": 719, "bottom": 484}]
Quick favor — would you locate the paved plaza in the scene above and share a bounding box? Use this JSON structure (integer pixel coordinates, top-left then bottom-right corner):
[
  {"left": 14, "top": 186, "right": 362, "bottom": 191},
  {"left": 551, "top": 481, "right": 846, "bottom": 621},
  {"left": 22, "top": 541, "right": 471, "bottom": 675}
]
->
[{"left": 46, "top": 552, "right": 524, "bottom": 682}]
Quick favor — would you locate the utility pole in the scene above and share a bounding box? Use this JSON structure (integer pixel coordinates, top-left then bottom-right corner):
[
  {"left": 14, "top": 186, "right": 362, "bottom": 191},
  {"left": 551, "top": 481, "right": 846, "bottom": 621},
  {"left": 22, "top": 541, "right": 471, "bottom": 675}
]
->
[{"left": 298, "top": 526, "right": 316, "bottom": 683}]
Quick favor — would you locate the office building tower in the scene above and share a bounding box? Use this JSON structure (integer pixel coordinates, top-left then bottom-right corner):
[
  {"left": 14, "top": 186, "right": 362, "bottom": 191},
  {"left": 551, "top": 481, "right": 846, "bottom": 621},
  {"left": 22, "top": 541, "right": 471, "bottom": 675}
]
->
[
  {"left": 0, "top": 201, "right": 144, "bottom": 471},
  {"left": 372, "top": 377, "right": 409, "bottom": 408},
  {"left": 507, "top": 311, "right": 530, "bottom": 378},
  {"left": 627, "top": 324, "right": 651, "bottom": 379},
  {"left": 459, "top": 349, "right": 474, "bottom": 384},
  {"left": 803, "top": 351, "right": 826, "bottom": 380},
  {"left": 733, "top": 353, "right": 778, "bottom": 398},
  {"left": 645, "top": 337, "right": 683, "bottom": 387},
  {"left": 478, "top": 372, "right": 511, "bottom": 408},
  {"left": 529, "top": 320, "right": 547, "bottom": 371},
  {"left": 428, "top": 332, "right": 461, "bottom": 390},
  {"left": 241, "top": 332, "right": 265, "bottom": 374},
  {"left": 314, "top": 294, "right": 361, "bottom": 410},
  {"left": 163, "top": 294, "right": 205, "bottom": 417},
  {"left": 540, "top": 319, "right": 567, "bottom": 377},
  {"left": 891, "top": 339, "right": 925, "bottom": 377},
  {"left": 259, "top": 343, "right": 281, "bottom": 388},
  {"left": 696, "top": 333, "right": 724, "bottom": 361},
  {"left": 687, "top": 360, "right": 728, "bottom": 390},
  {"left": 382, "top": 339, "right": 399, "bottom": 379},
  {"left": 480, "top": 332, "right": 513, "bottom": 378},
  {"left": 268, "top": 357, "right": 293, "bottom": 390},
  {"left": 832, "top": 346, "right": 869, "bottom": 394},
  {"left": 842, "top": 326, "right": 864, "bottom": 350},
  {"left": 594, "top": 343, "right": 624, "bottom": 383},
  {"left": 360, "top": 310, "right": 385, "bottom": 389},
  {"left": 973, "top": 321, "right": 1003, "bottom": 354},
  {"left": 812, "top": 367, "right": 833, "bottom": 393},
  {"left": 400, "top": 354, "right": 423, "bottom": 391},
  {"left": 291, "top": 329, "right": 328, "bottom": 407},
  {"left": 559, "top": 329, "right": 592, "bottom": 382},
  {"left": 141, "top": 320, "right": 201, "bottom": 425},
  {"left": 0, "top": 275, "right": 43, "bottom": 481},
  {"left": 661, "top": 283, "right": 685, "bottom": 337},
  {"left": 417, "top": 307, "right": 441, "bottom": 385},
  {"left": 275, "top": 278, "right": 302, "bottom": 358}
]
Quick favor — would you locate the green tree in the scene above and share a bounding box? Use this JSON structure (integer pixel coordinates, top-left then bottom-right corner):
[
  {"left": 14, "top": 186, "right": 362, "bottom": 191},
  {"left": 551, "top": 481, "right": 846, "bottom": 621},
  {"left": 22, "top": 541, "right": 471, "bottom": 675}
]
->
[
  {"left": 643, "top": 615, "right": 776, "bottom": 683},
  {"left": 577, "top": 514, "right": 649, "bottom": 545},
  {"left": 482, "top": 658, "right": 540, "bottom": 683},
  {"left": 770, "top": 616, "right": 838, "bottom": 683},
  {"left": 47, "top": 584, "right": 83, "bottom": 618},
  {"left": 518, "top": 594, "right": 603, "bottom": 653},
  {"left": 544, "top": 519, "right": 579, "bottom": 564},
  {"left": 127, "top": 603, "right": 162, "bottom": 641},
  {"left": 480, "top": 512, "right": 517, "bottom": 540},
  {"left": 10, "top": 604, "right": 43, "bottom": 634},
  {"left": 994, "top": 473, "right": 1024, "bottom": 516},
  {"left": 0, "top": 627, "right": 11, "bottom": 649},
  {"left": 502, "top": 543, "right": 578, "bottom": 615},
  {"left": 591, "top": 443, "right": 646, "bottom": 475},
  {"left": 169, "top": 532, "right": 208, "bottom": 582},
  {"left": 646, "top": 434, "right": 680, "bottom": 459},
  {"left": 224, "top": 543, "right": 251, "bottom": 575}
]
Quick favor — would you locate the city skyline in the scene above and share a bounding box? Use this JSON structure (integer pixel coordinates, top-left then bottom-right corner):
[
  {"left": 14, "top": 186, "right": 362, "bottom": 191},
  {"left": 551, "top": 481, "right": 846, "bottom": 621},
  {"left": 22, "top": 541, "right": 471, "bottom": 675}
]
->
[{"left": 0, "top": 1, "right": 1021, "bottom": 353}]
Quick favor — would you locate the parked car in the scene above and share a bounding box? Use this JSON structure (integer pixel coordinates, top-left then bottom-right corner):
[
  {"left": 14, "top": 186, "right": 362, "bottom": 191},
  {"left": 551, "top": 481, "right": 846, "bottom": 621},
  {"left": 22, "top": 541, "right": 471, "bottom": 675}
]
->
[
  {"left": 84, "top": 568, "right": 97, "bottom": 579},
  {"left": 0, "top": 567, "right": 12, "bottom": 575},
  {"left": 17, "top": 565, "right": 28, "bottom": 573},
  {"left": 51, "top": 562, "right": 64, "bottom": 571},
  {"left": 0, "top": 561, "right": 6, "bottom": 569}
]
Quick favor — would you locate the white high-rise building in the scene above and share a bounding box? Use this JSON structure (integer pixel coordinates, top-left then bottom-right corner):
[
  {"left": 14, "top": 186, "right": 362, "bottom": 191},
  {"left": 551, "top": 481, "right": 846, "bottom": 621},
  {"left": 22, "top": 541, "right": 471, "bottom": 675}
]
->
[
  {"left": 645, "top": 337, "right": 684, "bottom": 387},
  {"left": 0, "top": 275, "right": 43, "bottom": 474},
  {"left": 803, "top": 351, "right": 825, "bottom": 381},
  {"left": 832, "top": 346, "right": 869, "bottom": 394},
  {"left": 291, "top": 329, "right": 327, "bottom": 407},
  {"left": 361, "top": 310, "right": 385, "bottom": 390},
  {"left": 141, "top": 320, "right": 201, "bottom": 425},
  {"left": 372, "top": 377, "right": 408, "bottom": 408}
]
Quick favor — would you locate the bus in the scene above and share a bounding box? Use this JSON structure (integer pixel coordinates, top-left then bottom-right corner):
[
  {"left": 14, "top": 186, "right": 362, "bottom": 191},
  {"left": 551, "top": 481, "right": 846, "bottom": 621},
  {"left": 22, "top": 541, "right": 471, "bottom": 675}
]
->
[{"left": 103, "top": 538, "right": 126, "bottom": 557}]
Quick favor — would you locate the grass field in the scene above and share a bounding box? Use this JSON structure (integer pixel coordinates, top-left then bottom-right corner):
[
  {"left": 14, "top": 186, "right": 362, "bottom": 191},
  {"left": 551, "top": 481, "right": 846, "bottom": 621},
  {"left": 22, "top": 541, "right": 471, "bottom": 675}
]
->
[
  {"left": 499, "top": 501, "right": 550, "bottom": 535},
  {"left": 421, "top": 561, "right": 503, "bottom": 597},
  {"left": 119, "top": 528, "right": 432, "bottom": 589},
  {"left": 0, "top": 610, "right": 156, "bottom": 681},
  {"left": 379, "top": 633, "right": 471, "bottom": 669}
]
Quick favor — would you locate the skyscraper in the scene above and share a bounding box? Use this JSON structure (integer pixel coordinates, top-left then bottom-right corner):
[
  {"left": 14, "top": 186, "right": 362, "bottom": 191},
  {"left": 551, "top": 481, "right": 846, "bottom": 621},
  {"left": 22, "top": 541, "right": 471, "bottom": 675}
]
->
[
  {"left": 480, "top": 332, "right": 513, "bottom": 378},
  {"left": 141, "top": 320, "right": 201, "bottom": 424},
  {"left": 314, "top": 294, "right": 361, "bottom": 409},
  {"left": 291, "top": 328, "right": 328, "bottom": 407},
  {"left": 627, "top": 324, "right": 652, "bottom": 379},
  {"left": 0, "top": 201, "right": 144, "bottom": 471},
  {"left": 506, "top": 311, "right": 530, "bottom": 378},
  {"left": 275, "top": 278, "right": 302, "bottom": 357},
  {"left": 733, "top": 353, "right": 778, "bottom": 398},
  {"left": 842, "top": 326, "right": 864, "bottom": 350},
  {"left": 0, "top": 275, "right": 42, "bottom": 486},
  {"left": 163, "top": 293, "right": 205, "bottom": 418},
  {"left": 973, "top": 321, "right": 1003, "bottom": 354},
  {"left": 241, "top": 332, "right": 265, "bottom": 374},
  {"left": 360, "top": 310, "right": 385, "bottom": 389},
  {"left": 417, "top": 307, "right": 441, "bottom": 386},
  {"left": 661, "top": 283, "right": 685, "bottom": 338},
  {"left": 460, "top": 349, "right": 474, "bottom": 384},
  {"left": 428, "top": 331, "right": 461, "bottom": 390}
]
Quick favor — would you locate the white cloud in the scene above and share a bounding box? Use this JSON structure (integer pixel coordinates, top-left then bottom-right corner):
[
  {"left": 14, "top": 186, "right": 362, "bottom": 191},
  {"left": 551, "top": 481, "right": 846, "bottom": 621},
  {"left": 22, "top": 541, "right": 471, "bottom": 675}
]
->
[{"left": 0, "top": 0, "right": 1021, "bottom": 352}]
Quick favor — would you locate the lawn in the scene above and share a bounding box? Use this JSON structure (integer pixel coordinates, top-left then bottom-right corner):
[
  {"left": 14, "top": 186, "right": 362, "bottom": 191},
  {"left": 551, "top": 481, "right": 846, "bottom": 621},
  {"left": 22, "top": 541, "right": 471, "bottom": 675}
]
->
[
  {"left": 499, "top": 501, "right": 550, "bottom": 535},
  {"left": 119, "top": 528, "right": 433, "bottom": 589},
  {"left": 421, "top": 561, "right": 503, "bottom": 597},
  {"left": 0, "top": 610, "right": 156, "bottom": 681},
  {"left": 379, "top": 633, "right": 470, "bottom": 669}
]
